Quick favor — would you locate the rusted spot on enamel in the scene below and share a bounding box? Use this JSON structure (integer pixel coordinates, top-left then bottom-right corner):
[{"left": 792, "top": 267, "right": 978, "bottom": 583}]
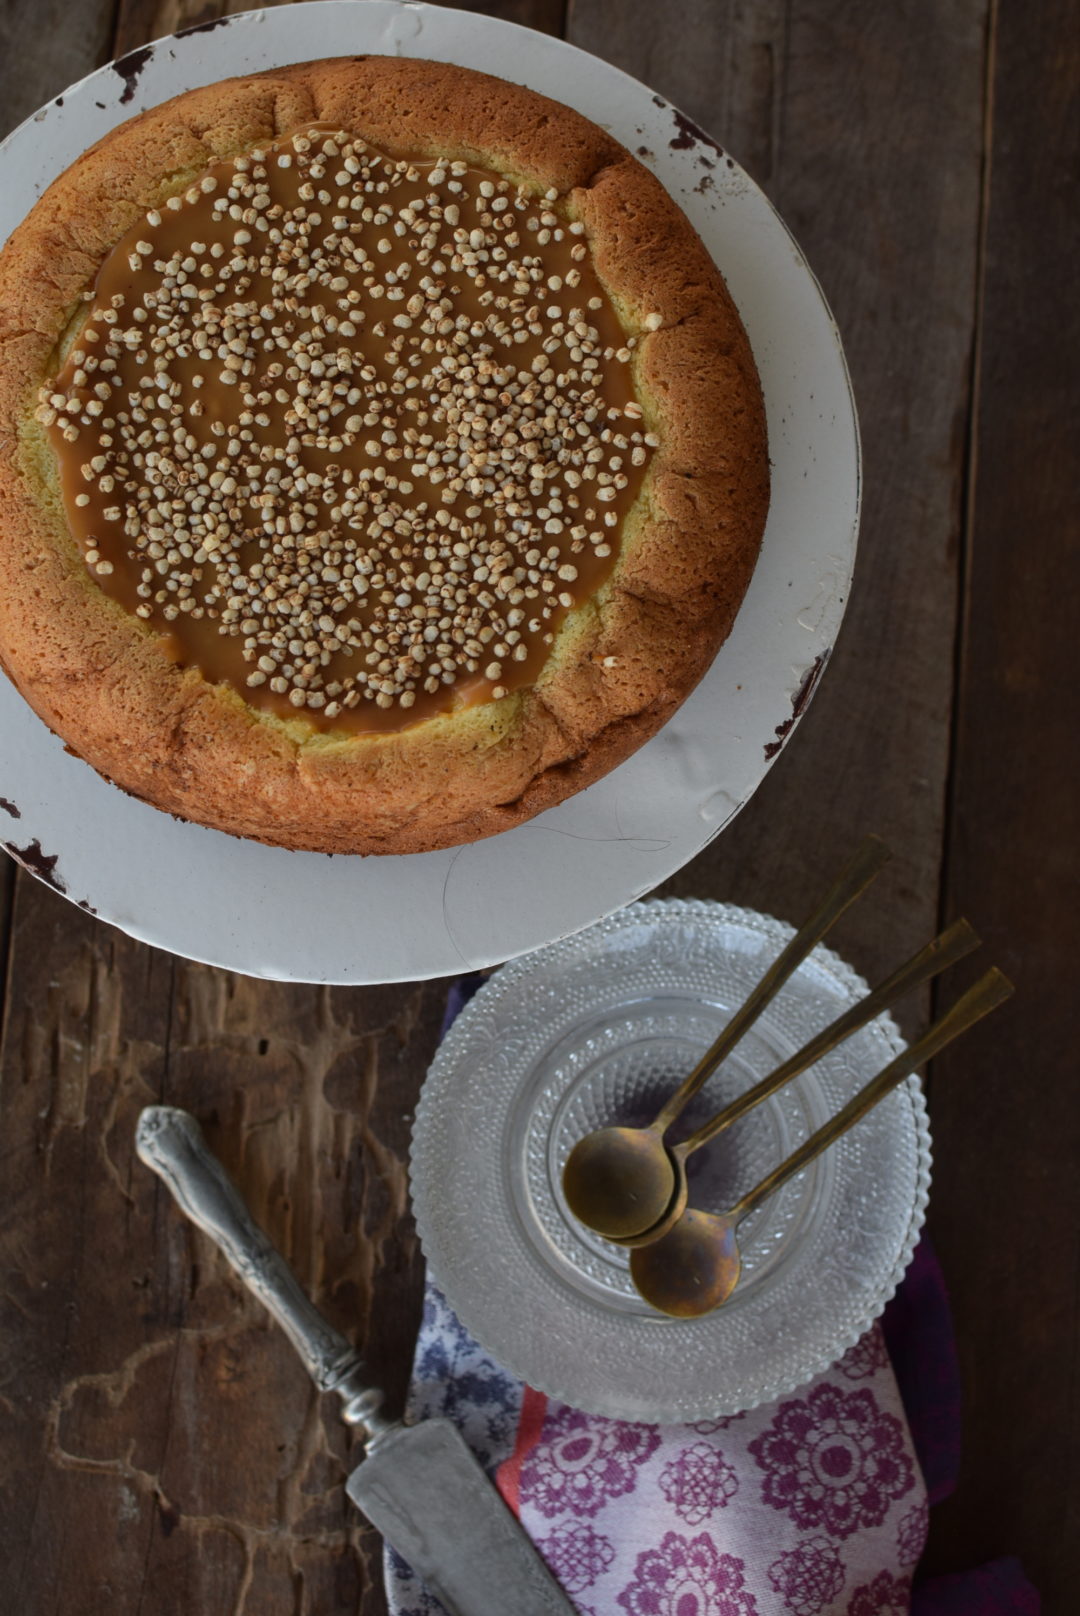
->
[
  {"left": 764, "top": 653, "right": 828, "bottom": 759},
  {"left": 669, "top": 109, "right": 725, "bottom": 159},
  {"left": 112, "top": 46, "right": 153, "bottom": 106},
  {"left": 4, "top": 838, "right": 67, "bottom": 891},
  {"left": 175, "top": 16, "right": 231, "bottom": 39}
]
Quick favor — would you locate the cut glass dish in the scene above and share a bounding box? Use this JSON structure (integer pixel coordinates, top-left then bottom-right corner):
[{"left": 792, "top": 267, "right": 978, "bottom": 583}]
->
[{"left": 411, "top": 899, "right": 931, "bottom": 1421}]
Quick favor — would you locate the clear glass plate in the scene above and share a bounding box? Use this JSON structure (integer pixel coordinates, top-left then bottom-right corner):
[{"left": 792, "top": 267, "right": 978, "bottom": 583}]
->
[{"left": 411, "top": 900, "right": 931, "bottom": 1420}]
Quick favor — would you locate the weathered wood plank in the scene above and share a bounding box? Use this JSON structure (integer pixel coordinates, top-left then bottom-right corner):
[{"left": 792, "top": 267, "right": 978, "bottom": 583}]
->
[
  {"left": 921, "top": 1, "right": 1080, "bottom": 1603},
  {"left": 0, "top": 0, "right": 117, "bottom": 134},
  {"left": 0, "top": 860, "right": 13, "bottom": 1039},
  {"left": 0, "top": 871, "right": 452, "bottom": 1613},
  {"left": 570, "top": 0, "right": 986, "bottom": 1014},
  {"left": 112, "top": 0, "right": 565, "bottom": 61}
]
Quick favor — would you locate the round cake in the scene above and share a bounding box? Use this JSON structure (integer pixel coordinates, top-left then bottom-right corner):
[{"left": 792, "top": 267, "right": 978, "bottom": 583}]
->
[{"left": 0, "top": 57, "right": 768, "bottom": 854}]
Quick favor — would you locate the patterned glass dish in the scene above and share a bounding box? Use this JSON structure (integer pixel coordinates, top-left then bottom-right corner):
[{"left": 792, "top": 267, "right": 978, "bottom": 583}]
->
[{"left": 410, "top": 900, "right": 931, "bottom": 1421}]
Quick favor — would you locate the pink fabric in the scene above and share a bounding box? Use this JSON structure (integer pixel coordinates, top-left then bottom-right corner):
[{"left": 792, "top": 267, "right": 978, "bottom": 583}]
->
[{"left": 495, "top": 1325, "right": 925, "bottom": 1615}]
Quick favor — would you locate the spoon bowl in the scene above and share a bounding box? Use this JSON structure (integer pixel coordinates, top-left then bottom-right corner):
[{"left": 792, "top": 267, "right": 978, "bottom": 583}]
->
[
  {"left": 562, "top": 1124, "right": 674, "bottom": 1241},
  {"left": 612, "top": 1144, "right": 691, "bottom": 1248},
  {"left": 561, "top": 837, "right": 893, "bottom": 1241},
  {"left": 630, "top": 1209, "right": 741, "bottom": 1317}
]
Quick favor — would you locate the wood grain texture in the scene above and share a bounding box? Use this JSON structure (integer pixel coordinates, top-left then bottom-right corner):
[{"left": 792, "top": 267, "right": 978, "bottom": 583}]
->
[
  {"left": 920, "top": 0, "right": 1080, "bottom": 1601},
  {"left": 0, "top": 0, "right": 117, "bottom": 132},
  {"left": 111, "top": 0, "right": 566, "bottom": 60},
  {"left": 0, "top": 877, "right": 449, "bottom": 1614},
  {"left": 0, "top": 855, "right": 13, "bottom": 1027}
]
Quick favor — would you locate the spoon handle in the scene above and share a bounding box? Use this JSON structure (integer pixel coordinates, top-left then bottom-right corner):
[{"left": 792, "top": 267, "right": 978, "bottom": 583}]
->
[
  {"left": 728, "top": 967, "right": 1013, "bottom": 1222},
  {"left": 677, "top": 917, "right": 980, "bottom": 1159},
  {"left": 651, "top": 836, "right": 891, "bottom": 1135}
]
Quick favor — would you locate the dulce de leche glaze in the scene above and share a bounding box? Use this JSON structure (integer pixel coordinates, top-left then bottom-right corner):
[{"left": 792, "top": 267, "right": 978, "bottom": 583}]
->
[{"left": 40, "top": 128, "right": 656, "bottom": 733}]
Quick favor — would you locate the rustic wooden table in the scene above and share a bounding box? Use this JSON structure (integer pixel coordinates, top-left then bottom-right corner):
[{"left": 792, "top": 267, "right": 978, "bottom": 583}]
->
[{"left": 0, "top": 1, "right": 1075, "bottom": 1610}]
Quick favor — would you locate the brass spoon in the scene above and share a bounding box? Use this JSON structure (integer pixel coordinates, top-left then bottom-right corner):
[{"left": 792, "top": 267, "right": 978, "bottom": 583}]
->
[
  {"left": 562, "top": 836, "right": 892, "bottom": 1240},
  {"left": 630, "top": 966, "right": 1014, "bottom": 1318},
  {"left": 614, "top": 916, "right": 980, "bottom": 1249}
]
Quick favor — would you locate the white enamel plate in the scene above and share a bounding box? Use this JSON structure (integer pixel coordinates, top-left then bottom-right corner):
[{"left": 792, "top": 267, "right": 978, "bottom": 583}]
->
[{"left": 0, "top": 3, "right": 859, "bottom": 982}]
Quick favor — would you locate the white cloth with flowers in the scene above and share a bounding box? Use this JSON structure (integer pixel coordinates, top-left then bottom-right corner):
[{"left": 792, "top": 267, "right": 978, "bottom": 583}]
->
[{"left": 384, "top": 1281, "right": 926, "bottom": 1616}]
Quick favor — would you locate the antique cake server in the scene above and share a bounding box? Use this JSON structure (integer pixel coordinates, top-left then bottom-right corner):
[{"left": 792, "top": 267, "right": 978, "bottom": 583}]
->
[{"left": 135, "top": 1105, "right": 573, "bottom": 1616}]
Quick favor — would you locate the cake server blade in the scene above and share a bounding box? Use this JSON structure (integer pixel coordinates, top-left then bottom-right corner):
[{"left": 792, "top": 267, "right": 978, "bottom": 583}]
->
[
  {"left": 347, "top": 1417, "right": 570, "bottom": 1616},
  {"left": 135, "top": 1106, "right": 573, "bottom": 1616}
]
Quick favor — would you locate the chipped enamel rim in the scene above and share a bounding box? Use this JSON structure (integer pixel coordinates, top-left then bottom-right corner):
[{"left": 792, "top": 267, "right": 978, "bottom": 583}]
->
[{"left": 0, "top": 3, "right": 860, "bottom": 983}]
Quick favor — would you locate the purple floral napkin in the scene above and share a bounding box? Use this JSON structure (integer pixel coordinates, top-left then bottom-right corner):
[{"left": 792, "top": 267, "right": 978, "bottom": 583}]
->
[
  {"left": 387, "top": 1291, "right": 928, "bottom": 1615},
  {"left": 385, "top": 980, "right": 1040, "bottom": 1616}
]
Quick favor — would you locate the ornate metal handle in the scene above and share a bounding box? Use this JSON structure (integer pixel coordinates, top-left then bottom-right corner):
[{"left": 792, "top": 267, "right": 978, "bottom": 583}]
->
[{"left": 136, "top": 1106, "right": 391, "bottom": 1439}]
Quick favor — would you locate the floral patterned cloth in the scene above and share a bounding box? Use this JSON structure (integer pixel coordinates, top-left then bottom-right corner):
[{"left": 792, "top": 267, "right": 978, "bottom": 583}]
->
[{"left": 385, "top": 1285, "right": 924, "bottom": 1616}]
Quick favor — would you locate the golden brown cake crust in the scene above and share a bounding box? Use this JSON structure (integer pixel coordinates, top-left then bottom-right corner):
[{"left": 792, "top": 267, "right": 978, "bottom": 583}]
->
[{"left": 0, "top": 57, "right": 769, "bottom": 854}]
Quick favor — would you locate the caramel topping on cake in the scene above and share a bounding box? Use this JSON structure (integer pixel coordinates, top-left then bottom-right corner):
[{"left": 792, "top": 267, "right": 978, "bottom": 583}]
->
[{"left": 38, "top": 128, "right": 656, "bottom": 731}]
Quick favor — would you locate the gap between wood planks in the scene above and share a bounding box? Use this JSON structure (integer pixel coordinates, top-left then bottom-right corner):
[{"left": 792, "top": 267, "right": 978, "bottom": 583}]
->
[
  {"left": 929, "top": 2, "right": 997, "bottom": 1022},
  {"left": 0, "top": 861, "right": 14, "bottom": 1059}
]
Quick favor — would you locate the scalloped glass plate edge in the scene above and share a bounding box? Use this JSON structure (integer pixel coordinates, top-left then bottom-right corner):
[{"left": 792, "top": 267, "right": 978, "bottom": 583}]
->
[{"left": 411, "top": 899, "right": 932, "bottom": 1421}]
